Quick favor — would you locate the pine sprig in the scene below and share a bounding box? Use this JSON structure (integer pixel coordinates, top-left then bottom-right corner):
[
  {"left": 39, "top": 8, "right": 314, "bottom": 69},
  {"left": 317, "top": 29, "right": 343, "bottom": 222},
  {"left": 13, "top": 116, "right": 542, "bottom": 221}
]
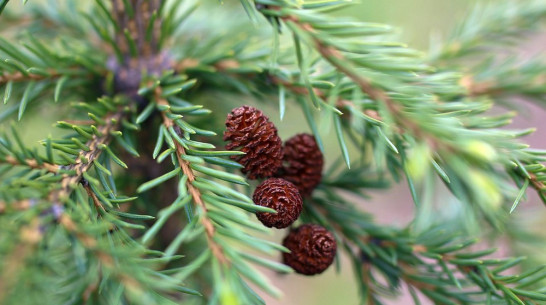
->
[
  {"left": 154, "top": 87, "right": 230, "bottom": 266},
  {"left": 431, "top": 0, "right": 546, "bottom": 62},
  {"left": 254, "top": 1, "right": 546, "bottom": 219},
  {"left": 0, "top": 35, "right": 107, "bottom": 124},
  {"left": 2, "top": 153, "right": 59, "bottom": 173},
  {"left": 461, "top": 57, "right": 546, "bottom": 105},
  {"left": 307, "top": 189, "right": 546, "bottom": 305},
  {"left": 432, "top": 1, "right": 546, "bottom": 107},
  {"left": 0, "top": 93, "right": 200, "bottom": 304},
  {"left": 133, "top": 75, "right": 290, "bottom": 302},
  {"left": 49, "top": 106, "right": 125, "bottom": 204}
]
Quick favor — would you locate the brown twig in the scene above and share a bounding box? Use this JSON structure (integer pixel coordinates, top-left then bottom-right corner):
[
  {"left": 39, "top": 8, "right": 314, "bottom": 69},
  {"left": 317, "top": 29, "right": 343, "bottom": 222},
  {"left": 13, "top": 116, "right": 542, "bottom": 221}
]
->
[
  {"left": 174, "top": 56, "right": 383, "bottom": 123},
  {"left": 0, "top": 67, "right": 106, "bottom": 86},
  {"left": 269, "top": 75, "right": 383, "bottom": 122},
  {"left": 1, "top": 110, "right": 123, "bottom": 218},
  {"left": 3, "top": 155, "right": 59, "bottom": 173},
  {"left": 84, "top": 184, "right": 106, "bottom": 212},
  {"left": 528, "top": 173, "right": 546, "bottom": 193},
  {"left": 460, "top": 75, "right": 499, "bottom": 97},
  {"left": 154, "top": 87, "right": 229, "bottom": 265},
  {"left": 513, "top": 166, "right": 546, "bottom": 198},
  {"left": 0, "top": 69, "right": 59, "bottom": 84},
  {"left": 48, "top": 110, "right": 124, "bottom": 205},
  {"left": 321, "top": 44, "right": 429, "bottom": 139},
  {"left": 276, "top": 15, "right": 459, "bottom": 153},
  {"left": 111, "top": 0, "right": 162, "bottom": 58},
  {"left": 361, "top": 262, "right": 376, "bottom": 305}
]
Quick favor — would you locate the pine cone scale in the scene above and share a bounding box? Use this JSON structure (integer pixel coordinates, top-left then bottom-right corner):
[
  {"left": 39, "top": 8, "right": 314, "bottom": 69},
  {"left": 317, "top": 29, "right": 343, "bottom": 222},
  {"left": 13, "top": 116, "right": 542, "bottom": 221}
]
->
[
  {"left": 282, "top": 224, "right": 337, "bottom": 275},
  {"left": 224, "top": 106, "right": 283, "bottom": 179},
  {"left": 276, "top": 133, "right": 324, "bottom": 197},
  {"left": 252, "top": 178, "right": 303, "bottom": 229}
]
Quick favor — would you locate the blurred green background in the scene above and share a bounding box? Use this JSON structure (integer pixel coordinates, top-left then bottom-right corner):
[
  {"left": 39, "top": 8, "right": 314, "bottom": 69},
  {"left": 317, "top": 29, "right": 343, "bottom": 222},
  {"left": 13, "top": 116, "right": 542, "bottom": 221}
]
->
[{"left": 345, "top": 0, "right": 473, "bottom": 48}]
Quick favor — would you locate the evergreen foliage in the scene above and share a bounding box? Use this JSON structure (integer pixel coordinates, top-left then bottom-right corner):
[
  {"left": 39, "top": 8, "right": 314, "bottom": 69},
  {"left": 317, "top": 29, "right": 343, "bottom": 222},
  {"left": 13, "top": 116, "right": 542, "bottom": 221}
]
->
[{"left": 0, "top": 0, "right": 545, "bottom": 304}]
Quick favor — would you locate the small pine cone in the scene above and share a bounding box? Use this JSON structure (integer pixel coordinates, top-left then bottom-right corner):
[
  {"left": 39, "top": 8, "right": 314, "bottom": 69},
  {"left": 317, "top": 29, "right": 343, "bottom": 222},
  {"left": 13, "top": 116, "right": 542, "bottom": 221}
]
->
[
  {"left": 223, "top": 106, "right": 283, "bottom": 179},
  {"left": 253, "top": 178, "right": 303, "bottom": 229},
  {"left": 282, "top": 224, "right": 337, "bottom": 275},
  {"left": 277, "top": 133, "right": 323, "bottom": 197}
]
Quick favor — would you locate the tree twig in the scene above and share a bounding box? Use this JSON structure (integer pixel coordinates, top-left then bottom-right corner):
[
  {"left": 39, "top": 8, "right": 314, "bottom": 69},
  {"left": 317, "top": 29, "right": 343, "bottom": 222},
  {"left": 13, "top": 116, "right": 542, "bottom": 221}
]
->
[
  {"left": 48, "top": 110, "right": 124, "bottom": 205},
  {"left": 3, "top": 155, "right": 59, "bottom": 173},
  {"left": 0, "top": 70, "right": 60, "bottom": 84},
  {"left": 460, "top": 75, "right": 500, "bottom": 97},
  {"left": 111, "top": 0, "right": 162, "bottom": 57},
  {"left": 174, "top": 56, "right": 383, "bottom": 122},
  {"left": 84, "top": 184, "right": 105, "bottom": 212},
  {"left": 154, "top": 87, "right": 229, "bottom": 265}
]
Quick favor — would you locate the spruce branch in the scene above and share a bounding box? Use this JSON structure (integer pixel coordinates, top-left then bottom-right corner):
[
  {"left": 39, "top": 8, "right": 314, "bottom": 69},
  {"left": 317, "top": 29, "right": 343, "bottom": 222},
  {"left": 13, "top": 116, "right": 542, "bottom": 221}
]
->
[
  {"left": 460, "top": 59, "right": 546, "bottom": 103},
  {"left": 1, "top": 93, "right": 200, "bottom": 304},
  {"left": 254, "top": 1, "right": 546, "bottom": 220},
  {"left": 307, "top": 189, "right": 546, "bottom": 304},
  {"left": 54, "top": 209, "right": 200, "bottom": 305},
  {"left": 0, "top": 69, "right": 61, "bottom": 84},
  {"left": 431, "top": 1, "right": 546, "bottom": 105},
  {"left": 265, "top": 5, "right": 446, "bottom": 150},
  {"left": 460, "top": 75, "right": 498, "bottom": 97},
  {"left": 0, "top": 34, "right": 108, "bottom": 122},
  {"left": 154, "top": 87, "right": 229, "bottom": 265},
  {"left": 132, "top": 72, "right": 292, "bottom": 302},
  {"left": 528, "top": 174, "right": 546, "bottom": 197},
  {"left": 430, "top": 0, "right": 546, "bottom": 62},
  {"left": 0, "top": 66, "right": 100, "bottom": 86},
  {"left": 83, "top": 182, "right": 106, "bottom": 212},
  {"left": 0, "top": 3, "right": 87, "bottom": 37},
  {"left": 2, "top": 154, "right": 59, "bottom": 173},
  {"left": 0, "top": 198, "right": 32, "bottom": 214},
  {"left": 174, "top": 54, "right": 382, "bottom": 125},
  {"left": 1, "top": 1, "right": 546, "bottom": 304},
  {"left": 48, "top": 108, "right": 125, "bottom": 205}
]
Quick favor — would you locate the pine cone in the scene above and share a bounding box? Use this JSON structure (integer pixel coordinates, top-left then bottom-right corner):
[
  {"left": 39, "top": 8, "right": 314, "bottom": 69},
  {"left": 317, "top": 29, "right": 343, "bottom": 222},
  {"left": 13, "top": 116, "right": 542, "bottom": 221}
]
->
[
  {"left": 282, "top": 224, "right": 337, "bottom": 275},
  {"left": 277, "top": 133, "right": 323, "bottom": 197},
  {"left": 223, "top": 106, "right": 283, "bottom": 179},
  {"left": 253, "top": 178, "right": 303, "bottom": 229}
]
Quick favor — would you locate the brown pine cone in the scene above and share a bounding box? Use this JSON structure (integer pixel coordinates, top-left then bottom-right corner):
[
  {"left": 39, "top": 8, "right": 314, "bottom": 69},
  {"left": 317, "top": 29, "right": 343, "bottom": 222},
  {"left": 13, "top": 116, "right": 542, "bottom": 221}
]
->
[
  {"left": 253, "top": 178, "right": 303, "bottom": 229},
  {"left": 277, "top": 133, "right": 323, "bottom": 197},
  {"left": 282, "top": 224, "right": 337, "bottom": 275},
  {"left": 223, "top": 106, "right": 283, "bottom": 179}
]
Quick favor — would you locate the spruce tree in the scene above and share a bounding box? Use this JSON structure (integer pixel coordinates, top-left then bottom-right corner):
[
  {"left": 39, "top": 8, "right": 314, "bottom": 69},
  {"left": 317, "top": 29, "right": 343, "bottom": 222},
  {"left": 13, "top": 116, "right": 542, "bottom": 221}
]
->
[{"left": 1, "top": 1, "right": 545, "bottom": 304}]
